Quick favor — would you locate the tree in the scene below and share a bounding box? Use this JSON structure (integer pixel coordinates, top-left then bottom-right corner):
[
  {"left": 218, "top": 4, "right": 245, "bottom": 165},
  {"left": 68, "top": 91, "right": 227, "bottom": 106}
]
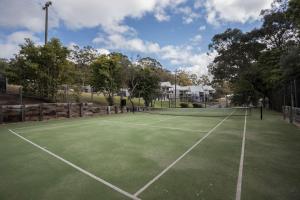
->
[
  {"left": 126, "top": 65, "right": 142, "bottom": 109},
  {"left": 137, "top": 57, "right": 163, "bottom": 69},
  {"left": 189, "top": 74, "right": 199, "bottom": 85},
  {"left": 70, "top": 45, "right": 97, "bottom": 86},
  {"left": 208, "top": 0, "right": 300, "bottom": 108},
  {"left": 7, "top": 38, "right": 71, "bottom": 100},
  {"left": 127, "top": 66, "right": 160, "bottom": 107},
  {"left": 198, "top": 75, "right": 211, "bottom": 85},
  {"left": 40, "top": 38, "right": 71, "bottom": 99},
  {"left": 288, "top": 0, "right": 300, "bottom": 28},
  {"left": 91, "top": 53, "right": 127, "bottom": 105},
  {"left": 0, "top": 59, "right": 9, "bottom": 74},
  {"left": 280, "top": 46, "right": 300, "bottom": 80},
  {"left": 176, "top": 70, "right": 192, "bottom": 86}
]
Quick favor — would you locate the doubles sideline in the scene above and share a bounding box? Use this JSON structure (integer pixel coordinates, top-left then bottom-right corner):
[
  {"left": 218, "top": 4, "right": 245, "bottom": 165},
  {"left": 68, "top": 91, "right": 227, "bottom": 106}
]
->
[
  {"left": 134, "top": 111, "right": 235, "bottom": 197},
  {"left": 235, "top": 109, "right": 248, "bottom": 200},
  {"left": 7, "top": 129, "right": 140, "bottom": 200}
]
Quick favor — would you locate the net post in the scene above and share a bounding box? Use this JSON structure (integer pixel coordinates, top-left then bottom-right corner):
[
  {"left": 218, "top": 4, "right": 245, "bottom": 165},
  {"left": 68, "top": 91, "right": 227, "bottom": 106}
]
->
[{"left": 260, "top": 106, "right": 263, "bottom": 120}]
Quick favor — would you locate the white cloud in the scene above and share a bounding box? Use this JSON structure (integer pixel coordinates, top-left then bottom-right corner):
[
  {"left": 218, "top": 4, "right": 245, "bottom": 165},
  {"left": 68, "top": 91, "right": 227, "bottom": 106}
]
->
[
  {"left": 0, "top": 31, "right": 40, "bottom": 58},
  {"left": 93, "top": 31, "right": 215, "bottom": 75},
  {"left": 0, "top": 0, "right": 187, "bottom": 33},
  {"left": 190, "top": 34, "right": 202, "bottom": 44},
  {"left": 154, "top": 9, "right": 171, "bottom": 22},
  {"left": 0, "top": 0, "right": 188, "bottom": 59},
  {"left": 0, "top": 0, "right": 59, "bottom": 32},
  {"left": 204, "top": 0, "right": 273, "bottom": 25},
  {"left": 52, "top": 0, "right": 186, "bottom": 30},
  {"left": 175, "top": 6, "right": 200, "bottom": 24},
  {"left": 185, "top": 51, "right": 217, "bottom": 76},
  {"left": 95, "top": 33, "right": 161, "bottom": 54},
  {"left": 97, "top": 48, "right": 110, "bottom": 55},
  {"left": 194, "top": 0, "right": 203, "bottom": 9},
  {"left": 198, "top": 25, "right": 206, "bottom": 31}
]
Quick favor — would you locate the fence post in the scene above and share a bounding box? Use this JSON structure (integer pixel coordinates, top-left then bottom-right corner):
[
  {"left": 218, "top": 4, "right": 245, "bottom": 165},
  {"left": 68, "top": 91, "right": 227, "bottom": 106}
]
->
[
  {"left": 107, "top": 106, "right": 111, "bottom": 115},
  {"left": 79, "top": 103, "right": 83, "bottom": 117},
  {"left": 54, "top": 104, "right": 57, "bottom": 118},
  {"left": 115, "top": 106, "right": 118, "bottom": 114},
  {"left": 68, "top": 103, "right": 71, "bottom": 118},
  {"left": 21, "top": 104, "right": 25, "bottom": 122},
  {"left": 0, "top": 106, "right": 3, "bottom": 124},
  {"left": 39, "top": 104, "right": 43, "bottom": 121}
]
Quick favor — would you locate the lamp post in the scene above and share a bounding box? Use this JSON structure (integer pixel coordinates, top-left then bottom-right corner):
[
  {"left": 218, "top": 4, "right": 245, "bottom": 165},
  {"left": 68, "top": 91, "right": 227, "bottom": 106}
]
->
[
  {"left": 174, "top": 69, "right": 177, "bottom": 108},
  {"left": 43, "top": 1, "right": 52, "bottom": 45}
]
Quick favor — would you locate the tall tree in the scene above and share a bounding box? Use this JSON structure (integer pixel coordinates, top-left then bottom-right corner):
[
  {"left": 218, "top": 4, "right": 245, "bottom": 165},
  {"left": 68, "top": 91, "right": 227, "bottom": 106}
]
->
[
  {"left": 176, "top": 70, "right": 192, "bottom": 86},
  {"left": 91, "top": 53, "right": 128, "bottom": 105},
  {"left": 7, "top": 38, "right": 71, "bottom": 100},
  {"left": 70, "top": 45, "right": 97, "bottom": 86},
  {"left": 127, "top": 66, "right": 160, "bottom": 107}
]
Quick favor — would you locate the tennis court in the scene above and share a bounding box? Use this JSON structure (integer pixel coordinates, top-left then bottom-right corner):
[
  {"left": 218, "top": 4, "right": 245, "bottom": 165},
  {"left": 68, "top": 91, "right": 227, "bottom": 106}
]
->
[{"left": 0, "top": 108, "right": 299, "bottom": 200}]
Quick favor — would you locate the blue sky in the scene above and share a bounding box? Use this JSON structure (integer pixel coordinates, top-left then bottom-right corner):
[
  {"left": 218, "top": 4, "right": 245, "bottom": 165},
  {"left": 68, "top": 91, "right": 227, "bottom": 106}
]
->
[{"left": 0, "top": 0, "right": 273, "bottom": 76}]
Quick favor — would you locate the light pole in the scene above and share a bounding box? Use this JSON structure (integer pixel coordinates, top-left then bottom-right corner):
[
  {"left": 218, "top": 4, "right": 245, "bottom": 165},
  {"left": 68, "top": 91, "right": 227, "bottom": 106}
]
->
[
  {"left": 43, "top": 1, "right": 52, "bottom": 45},
  {"left": 174, "top": 69, "right": 177, "bottom": 108}
]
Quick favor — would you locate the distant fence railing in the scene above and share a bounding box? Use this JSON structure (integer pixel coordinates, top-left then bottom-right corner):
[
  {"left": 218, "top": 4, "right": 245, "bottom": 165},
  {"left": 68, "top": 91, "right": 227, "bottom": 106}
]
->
[
  {"left": 282, "top": 106, "right": 300, "bottom": 125},
  {"left": 0, "top": 103, "right": 145, "bottom": 123}
]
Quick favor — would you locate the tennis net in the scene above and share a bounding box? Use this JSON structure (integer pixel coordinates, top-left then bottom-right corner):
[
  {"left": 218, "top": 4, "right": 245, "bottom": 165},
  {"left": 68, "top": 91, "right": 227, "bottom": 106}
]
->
[{"left": 145, "top": 107, "right": 251, "bottom": 117}]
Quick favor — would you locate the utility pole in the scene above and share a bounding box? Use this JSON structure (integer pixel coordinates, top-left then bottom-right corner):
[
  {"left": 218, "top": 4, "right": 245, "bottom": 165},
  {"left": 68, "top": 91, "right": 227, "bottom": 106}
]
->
[
  {"left": 43, "top": 1, "right": 52, "bottom": 45},
  {"left": 174, "top": 69, "right": 177, "bottom": 108}
]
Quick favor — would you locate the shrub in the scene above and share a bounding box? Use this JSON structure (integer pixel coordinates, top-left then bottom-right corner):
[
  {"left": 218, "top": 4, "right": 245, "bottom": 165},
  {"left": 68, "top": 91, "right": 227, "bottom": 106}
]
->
[
  {"left": 180, "top": 103, "right": 189, "bottom": 108},
  {"left": 192, "top": 103, "right": 203, "bottom": 108}
]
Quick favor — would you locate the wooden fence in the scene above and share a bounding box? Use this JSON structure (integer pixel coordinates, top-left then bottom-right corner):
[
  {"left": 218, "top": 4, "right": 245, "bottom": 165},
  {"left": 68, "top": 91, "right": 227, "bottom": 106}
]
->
[{"left": 0, "top": 103, "right": 144, "bottom": 123}]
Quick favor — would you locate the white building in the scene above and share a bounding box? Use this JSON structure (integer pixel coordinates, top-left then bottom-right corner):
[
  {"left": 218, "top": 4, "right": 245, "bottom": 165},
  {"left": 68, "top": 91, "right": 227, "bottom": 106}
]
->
[{"left": 159, "top": 82, "right": 215, "bottom": 103}]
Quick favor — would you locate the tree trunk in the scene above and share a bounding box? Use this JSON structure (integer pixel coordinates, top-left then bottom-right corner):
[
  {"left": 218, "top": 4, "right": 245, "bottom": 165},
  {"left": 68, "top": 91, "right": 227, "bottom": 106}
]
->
[{"left": 107, "top": 93, "right": 114, "bottom": 106}]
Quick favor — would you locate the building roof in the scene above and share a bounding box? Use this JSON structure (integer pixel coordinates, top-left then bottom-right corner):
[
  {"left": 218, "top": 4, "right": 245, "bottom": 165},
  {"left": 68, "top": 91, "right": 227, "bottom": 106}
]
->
[
  {"left": 160, "top": 82, "right": 172, "bottom": 88},
  {"left": 159, "top": 82, "right": 215, "bottom": 94}
]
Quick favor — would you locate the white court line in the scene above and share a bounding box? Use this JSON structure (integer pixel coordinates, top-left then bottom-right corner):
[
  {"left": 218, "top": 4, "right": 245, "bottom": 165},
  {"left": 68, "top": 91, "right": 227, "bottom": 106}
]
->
[
  {"left": 235, "top": 109, "right": 247, "bottom": 200},
  {"left": 7, "top": 129, "right": 140, "bottom": 200},
  {"left": 134, "top": 111, "right": 235, "bottom": 197}
]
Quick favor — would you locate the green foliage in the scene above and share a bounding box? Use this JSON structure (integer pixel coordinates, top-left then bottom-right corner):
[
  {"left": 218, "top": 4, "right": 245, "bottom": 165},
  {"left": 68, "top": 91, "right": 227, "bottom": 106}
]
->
[
  {"left": 91, "top": 53, "right": 129, "bottom": 105},
  {"left": 70, "top": 45, "right": 97, "bottom": 86},
  {"left": 180, "top": 103, "right": 189, "bottom": 108},
  {"left": 0, "top": 59, "right": 9, "bottom": 74},
  {"left": 192, "top": 103, "right": 203, "bottom": 108},
  {"left": 127, "top": 65, "right": 160, "bottom": 107},
  {"left": 209, "top": 0, "right": 300, "bottom": 108},
  {"left": 176, "top": 70, "right": 192, "bottom": 86},
  {"left": 280, "top": 46, "right": 300, "bottom": 80},
  {"left": 7, "top": 38, "right": 71, "bottom": 100},
  {"left": 288, "top": 0, "right": 300, "bottom": 28}
]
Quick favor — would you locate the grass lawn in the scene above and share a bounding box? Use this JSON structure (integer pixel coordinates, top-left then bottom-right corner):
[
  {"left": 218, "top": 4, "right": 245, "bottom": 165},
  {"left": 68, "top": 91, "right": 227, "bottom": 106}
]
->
[
  {"left": 80, "top": 92, "right": 144, "bottom": 106},
  {"left": 0, "top": 109, "right": 299, "bottom": 199}
]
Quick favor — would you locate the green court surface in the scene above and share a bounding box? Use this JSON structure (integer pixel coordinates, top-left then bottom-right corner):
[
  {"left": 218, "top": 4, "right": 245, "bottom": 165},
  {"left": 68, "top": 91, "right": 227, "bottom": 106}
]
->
[{"left": 0, "top": 109, "right": 299, "bottom": 200}]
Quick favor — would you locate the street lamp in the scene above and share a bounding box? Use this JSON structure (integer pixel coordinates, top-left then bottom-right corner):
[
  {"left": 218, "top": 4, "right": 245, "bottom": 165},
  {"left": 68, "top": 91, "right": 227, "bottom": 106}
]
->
[
  {"left": 174, "top": 69, "right": 177, "bottom": 108},
  {"left": 43, "top": 1, "right": 52, "bottom": 45}
]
